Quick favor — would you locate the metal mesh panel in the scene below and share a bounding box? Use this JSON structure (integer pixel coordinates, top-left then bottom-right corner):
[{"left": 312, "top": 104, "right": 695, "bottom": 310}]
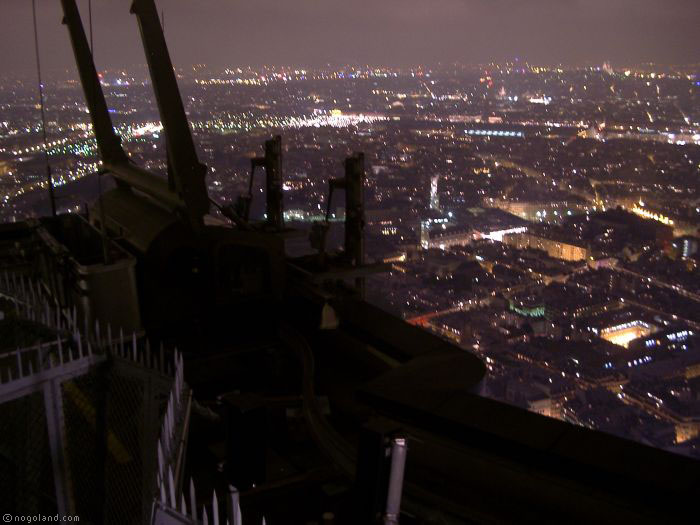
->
[
  {"left": 1, "top": 272, "right": 179, "bottom": 523},
  {"left": 103, "top": 369, "right": 146, "bottom": 525},
  {"left": 0, "top": 391, "right": 57, "bottom": 515},
  {"left": 62, "top": 366, "right": 106, "bottom": 523},
  {"left": 61, "top": 357, "right": 167, "bottom": 524}
]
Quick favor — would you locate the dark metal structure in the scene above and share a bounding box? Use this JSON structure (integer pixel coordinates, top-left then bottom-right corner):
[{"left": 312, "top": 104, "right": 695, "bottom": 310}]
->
[
  {"left": 61, "top": 0, "right": 174, "bottom": 209},
  {"left": 260, "top": 136, "right": 285, "bottom": 231},
  {"left": 59, "top": 0, "right": 290, "bottom": 341},
  {"left": 327, "top": 153, "right": 365, "bottom": 268},
  {"left": 241, "top": 135, "right": 284, "bottom": 231}
]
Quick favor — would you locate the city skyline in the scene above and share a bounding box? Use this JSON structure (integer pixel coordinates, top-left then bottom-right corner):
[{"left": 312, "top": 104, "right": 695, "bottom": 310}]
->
[{"left": 1, "top": 0, "right": 699, "bottom": 77}]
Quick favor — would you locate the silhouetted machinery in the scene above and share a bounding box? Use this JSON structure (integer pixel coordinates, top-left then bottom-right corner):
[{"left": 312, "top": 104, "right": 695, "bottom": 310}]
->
[
  {"left": 61, "top": 0, "right": 292, "bottom": 341},
  {"left": 59, "top": 0, "right": 382, "bottom": 344},
  {"left": 28, "top": 1, "right": 697, "bottom": 522}
]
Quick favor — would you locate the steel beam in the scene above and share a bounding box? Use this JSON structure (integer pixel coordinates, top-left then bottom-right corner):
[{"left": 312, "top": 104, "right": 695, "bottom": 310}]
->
[
  {"left": 343, "top": 153, "right": 365, "bottom": 267},
  {"left": 130, "top": 0, "right": 210, "bottom": 228},
  {"left": 264, "top": 136, "right": 284, "bottom": 230},
  {"left": 60, "top": 0, "right": 127, "bottom": 166},
  {"left": 60, "top": 0, "right": 185, "bottom": 212}
]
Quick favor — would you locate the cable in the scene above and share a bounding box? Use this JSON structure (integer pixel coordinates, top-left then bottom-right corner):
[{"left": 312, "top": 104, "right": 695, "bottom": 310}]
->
[
  {"left": 88, "top": 0, "right": 94, "bottom": 54},
  {"left": 85, "top": 0, "right": 111, "bottom": 263},
  {"left": 32, "top": 0, "right": 56, "bottom": 217}
]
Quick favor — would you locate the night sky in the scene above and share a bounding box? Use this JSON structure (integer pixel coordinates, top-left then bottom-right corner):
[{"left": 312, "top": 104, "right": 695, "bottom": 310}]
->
[{"left": 1, "top": 0, "right": 698, "bottom": 76}]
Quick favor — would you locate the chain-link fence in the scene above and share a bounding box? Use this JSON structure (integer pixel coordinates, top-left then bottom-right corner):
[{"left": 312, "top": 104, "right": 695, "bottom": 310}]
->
[
  {"left": 0, "top": 390, "right": 56, "bottom": 516},
  {"left": 60, "top": 358, "right": 168, "bottom": 524},
  {"left": 0, "top": 272, "right": 261, "bottom": 525},
  {"left": 0, "top": 272, "right": 178, "bottom": 524}
]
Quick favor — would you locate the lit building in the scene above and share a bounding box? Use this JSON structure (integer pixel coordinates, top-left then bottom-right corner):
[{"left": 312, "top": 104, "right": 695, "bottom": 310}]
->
[
  {"left": 430, "top": 174, "right": 440, "bottom": 211},
  {"left": 465, "top": 128, "right": 524, "bottom": 138},
  {"left": 509, "top": 299, "right": 545, "bottom": 318},
  {"left": 489, "top": 199, "right": 589, "bottom": 223},
  {"left": 672, "top": 236, "right": 699, "bottom": 259},
  {"left": 618, "top": 383, "right": 700, "bottom": 444},
  {"left": 419, "top": 214, "right": 451, "bottom": 250},
  {"left": 420, "top": 220, "right": 430, "bottom": 249},
  {"left": 426, "top": 227, "right": 473, "bottom": 250},
  {"left": 502, "top": 232, "right": 589, "bottom": 261},
  {"left": 597, "top": 320, "right": 658, "bottom": 348},
  {"left": 632, "top": 328, "right": 696, "bottom": 353},
  {"left": 631, "top": 203, "right": 675, "bottom": 227}
]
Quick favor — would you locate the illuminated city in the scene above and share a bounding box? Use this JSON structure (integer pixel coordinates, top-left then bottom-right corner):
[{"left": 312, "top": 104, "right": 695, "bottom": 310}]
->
[{"left": 1, "top": 0, "right": 699, "bottom": 523}]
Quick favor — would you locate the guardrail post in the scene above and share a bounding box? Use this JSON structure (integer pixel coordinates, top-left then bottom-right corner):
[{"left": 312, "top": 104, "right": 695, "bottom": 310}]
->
[
  {"left": 43, "top": 376, "right": 74, "bottom": 515},
  {"left": 383, "top": 437, "right": 407, "bottom": 525}
]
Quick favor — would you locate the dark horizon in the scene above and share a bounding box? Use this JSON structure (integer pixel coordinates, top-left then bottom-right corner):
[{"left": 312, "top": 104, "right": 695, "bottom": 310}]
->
[{"left": 1, "top": 0, "right": 699, "bottom": 78}]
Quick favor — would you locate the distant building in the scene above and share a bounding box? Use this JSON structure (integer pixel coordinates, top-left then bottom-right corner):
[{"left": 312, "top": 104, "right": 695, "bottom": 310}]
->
[
  {"left": 620, "top": 380, "right": 700, "bottom": 444},
  {"left": 420, "top": 220, "right": 430, "bottom": 249},
  {"left": 630, "top": 328, "right": 696, "bottom": 354},
  {"left": 419, "top": 212, "right": 451, "bottom": 250},
  {"left": 430, "top": 174, "right": 440, "bottom": 211},
  {"left": 426, "top": 226, "right": 473, "bottom": 250},
  {"left": 599, "top": 320, "right": 658, "bottom": 348},
  {"left": 594, "top": 208, "right": 673, "bottom": 249},
  {"left": 489, "top": 199, "right": 589, "bottom": 223},
  {"left": 672, "top": 236, "right": 699, "bottom": 259},
  {"left": 505, "top": 381, "right": 556, "bottom": 418},
  {"left": 502, "top": 231, "right": 589, "bottom": 261}
]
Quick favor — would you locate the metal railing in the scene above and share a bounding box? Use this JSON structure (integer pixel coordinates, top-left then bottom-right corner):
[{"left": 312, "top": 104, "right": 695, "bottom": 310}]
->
[
  {"left": 0, "top": 272, "right": 183, "bottom": 523},
  {"left": 1, "top": 271, "right": 409, "bottom": 524}
]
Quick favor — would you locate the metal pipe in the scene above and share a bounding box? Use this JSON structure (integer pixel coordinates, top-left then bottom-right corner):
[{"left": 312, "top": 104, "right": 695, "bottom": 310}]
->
[{"left": 384, "top": 437, "right": 407, "bottom": 525}]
